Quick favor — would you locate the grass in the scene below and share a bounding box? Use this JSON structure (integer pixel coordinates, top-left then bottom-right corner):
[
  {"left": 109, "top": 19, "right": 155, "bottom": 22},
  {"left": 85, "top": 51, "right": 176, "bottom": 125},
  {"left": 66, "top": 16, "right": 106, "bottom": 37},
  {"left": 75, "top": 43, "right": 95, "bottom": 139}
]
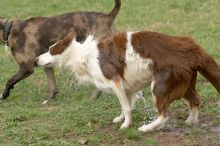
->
[{"left": 0, "top": 0, "right": 220, "bottom": 145}]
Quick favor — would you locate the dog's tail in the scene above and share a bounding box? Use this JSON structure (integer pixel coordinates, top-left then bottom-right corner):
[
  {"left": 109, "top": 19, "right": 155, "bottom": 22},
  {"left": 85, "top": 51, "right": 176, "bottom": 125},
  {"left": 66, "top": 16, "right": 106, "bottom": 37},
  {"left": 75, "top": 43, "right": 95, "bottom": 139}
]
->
[
  {"left": 108, "top": 0, "right": 121, "bottom": 20},
  {"left": 198, "top": 52, "right": 220, "bottom": 94}
]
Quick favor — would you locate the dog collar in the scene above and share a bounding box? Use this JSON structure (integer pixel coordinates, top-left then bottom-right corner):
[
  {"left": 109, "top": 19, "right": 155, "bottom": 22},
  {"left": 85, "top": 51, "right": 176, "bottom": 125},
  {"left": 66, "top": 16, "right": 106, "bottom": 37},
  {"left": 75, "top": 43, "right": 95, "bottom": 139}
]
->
[{"left": 1, "top": 22, "right": 12, "bottom": 46}]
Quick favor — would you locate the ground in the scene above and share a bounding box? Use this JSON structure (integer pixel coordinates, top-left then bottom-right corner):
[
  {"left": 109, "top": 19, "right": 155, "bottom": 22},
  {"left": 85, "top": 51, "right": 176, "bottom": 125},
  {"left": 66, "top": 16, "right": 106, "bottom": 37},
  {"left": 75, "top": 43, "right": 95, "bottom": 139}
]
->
[{"left": 0, "top": 0, "right": 220, "bottom": 145}]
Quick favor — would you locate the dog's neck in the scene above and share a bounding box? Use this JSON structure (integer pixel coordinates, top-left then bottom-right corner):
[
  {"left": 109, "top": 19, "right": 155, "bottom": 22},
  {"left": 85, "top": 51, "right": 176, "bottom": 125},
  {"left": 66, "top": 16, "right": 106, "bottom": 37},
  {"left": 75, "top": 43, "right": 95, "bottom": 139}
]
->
[
  {"left": 2, "top": 22, "right": 12, "bottom": 46},
  {"left": 0, "top": 19, "right": 19, "bottom": 46}
]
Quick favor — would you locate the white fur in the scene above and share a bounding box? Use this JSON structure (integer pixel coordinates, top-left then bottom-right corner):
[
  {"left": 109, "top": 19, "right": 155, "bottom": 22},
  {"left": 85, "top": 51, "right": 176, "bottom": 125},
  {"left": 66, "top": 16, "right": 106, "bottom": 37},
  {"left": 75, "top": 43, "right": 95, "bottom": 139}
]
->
[
  {"left": 113, "top": 111, "right": 124, "bottom": 123},
  {"left": 37, "top": 41, "right": 62, "bottom": 66},
  {"left": 183, "top": 99, "right": 199, "bottom": 124},
  {"left": 42, "top": 100, "right": 49, "bottom": 105},
  {"left": 185, "top": 107, "right": 199, "bottom": 125},
  {"left": 4, "top": 44, "right": 9, "bottom": 52},
  {"left": 138, "top": 116, "right": 169, "bottom": 132},
  {"left": 110, "top": 80, "right": 132, "bottom": 129},
  {"left": 60, "top": 35, "right": 112, "bottom": 91},
  {"left": 37, "top": 52, "right": 56, "bottom": 67}
]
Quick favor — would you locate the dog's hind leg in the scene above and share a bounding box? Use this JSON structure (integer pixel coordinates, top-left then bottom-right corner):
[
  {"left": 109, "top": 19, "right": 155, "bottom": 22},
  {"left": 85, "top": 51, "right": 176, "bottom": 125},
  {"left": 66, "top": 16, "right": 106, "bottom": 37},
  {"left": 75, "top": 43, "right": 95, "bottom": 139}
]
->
[
  {"left": 1, "top": 64, "right": 34, "bottom": 99},
  {"left": 183, "top": 71, "right": 201, "bottom": 125},
  {"left": 138, "top": 87, "right": 170, "bottom": 132},
  {"left": 138, "top": 69, "right": 190, "bottom": 132},
  {"left": 41, "top": 67, "right": 58, "bottom": 105}
]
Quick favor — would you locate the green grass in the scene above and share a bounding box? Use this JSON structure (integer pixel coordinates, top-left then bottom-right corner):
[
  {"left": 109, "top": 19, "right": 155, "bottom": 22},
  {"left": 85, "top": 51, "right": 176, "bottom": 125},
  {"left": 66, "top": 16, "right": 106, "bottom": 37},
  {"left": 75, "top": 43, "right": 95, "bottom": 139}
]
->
[{"left": 0, "top": 0, "right": 220, "bottom": 145}]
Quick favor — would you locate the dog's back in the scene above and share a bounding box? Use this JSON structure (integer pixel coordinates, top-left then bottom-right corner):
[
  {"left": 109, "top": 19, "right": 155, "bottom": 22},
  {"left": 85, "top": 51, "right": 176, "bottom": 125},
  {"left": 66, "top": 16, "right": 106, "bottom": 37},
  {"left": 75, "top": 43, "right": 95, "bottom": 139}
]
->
[{"left": 10, "top": 0, "right": 121, "bottom": 58}]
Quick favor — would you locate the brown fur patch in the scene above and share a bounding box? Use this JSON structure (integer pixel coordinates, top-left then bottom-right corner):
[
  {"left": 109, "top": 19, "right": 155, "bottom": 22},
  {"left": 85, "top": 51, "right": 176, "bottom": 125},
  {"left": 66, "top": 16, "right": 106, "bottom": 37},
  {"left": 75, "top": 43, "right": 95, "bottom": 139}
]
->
[
  {"left": 184, "top": 71, "right": 201, "bottom": 108},
  {"left": 49, "top": 32, "right": 75, "bottom": 55},
  {"left": 130, "top": 31, "right": 220, "bottom": 115},
  {"left": 97, "top": 32, "right": 127, "bottom": 80},
  {"left": 131, "top": 31, "right": 203, "bottom": 76},
  {"left": 131, "top": 31, "right": 220, "bottom": 92}
]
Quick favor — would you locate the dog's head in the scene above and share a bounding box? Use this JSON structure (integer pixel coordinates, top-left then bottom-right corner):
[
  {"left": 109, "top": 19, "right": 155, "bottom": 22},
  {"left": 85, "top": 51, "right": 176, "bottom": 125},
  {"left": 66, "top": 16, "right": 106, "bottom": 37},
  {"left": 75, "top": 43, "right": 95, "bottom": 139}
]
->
[
  {"left": 0, "top": 17, "right": 6, "bottom": 44},
  {"left": 36, "top": 31, "right": 76, "bottom": 67}
]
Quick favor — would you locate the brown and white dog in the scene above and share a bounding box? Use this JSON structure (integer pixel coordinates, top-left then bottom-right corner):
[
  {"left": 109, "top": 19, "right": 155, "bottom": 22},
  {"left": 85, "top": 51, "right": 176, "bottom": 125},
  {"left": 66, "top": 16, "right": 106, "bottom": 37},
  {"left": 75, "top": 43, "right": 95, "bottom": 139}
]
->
[
  {"left": 0, "top": 0, "right": 121, "bottom": 104},
  {"left": 37, "top": 31, "right": 220, "bottom": 132}
]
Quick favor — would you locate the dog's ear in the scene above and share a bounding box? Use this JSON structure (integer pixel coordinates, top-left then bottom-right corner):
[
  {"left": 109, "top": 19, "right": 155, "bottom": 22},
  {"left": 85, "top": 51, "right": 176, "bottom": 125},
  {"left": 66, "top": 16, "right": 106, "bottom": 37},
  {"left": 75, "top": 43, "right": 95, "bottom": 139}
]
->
[
  {"left": 63, "top": 31, "right": 76, "bottom": 44},
  {"left": 49, "top": 31, "right": 76, "bottom": 55}
]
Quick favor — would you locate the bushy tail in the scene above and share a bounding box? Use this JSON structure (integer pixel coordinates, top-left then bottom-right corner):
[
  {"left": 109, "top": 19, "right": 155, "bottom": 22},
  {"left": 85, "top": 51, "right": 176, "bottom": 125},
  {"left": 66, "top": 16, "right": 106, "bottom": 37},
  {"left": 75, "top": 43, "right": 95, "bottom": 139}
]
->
[
  {"left": 108, "top": 0, "right": 121, "bottom": 20},
  {"left": 198, "top": 53, "right": 220, "bottom": 94}
]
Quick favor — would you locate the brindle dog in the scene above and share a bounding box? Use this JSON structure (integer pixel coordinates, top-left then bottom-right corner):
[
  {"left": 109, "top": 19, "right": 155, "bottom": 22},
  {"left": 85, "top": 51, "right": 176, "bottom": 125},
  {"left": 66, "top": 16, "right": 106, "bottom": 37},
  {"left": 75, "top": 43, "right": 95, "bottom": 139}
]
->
[{"left": 0, "top": 0, "right": 121, "bottom": 104}]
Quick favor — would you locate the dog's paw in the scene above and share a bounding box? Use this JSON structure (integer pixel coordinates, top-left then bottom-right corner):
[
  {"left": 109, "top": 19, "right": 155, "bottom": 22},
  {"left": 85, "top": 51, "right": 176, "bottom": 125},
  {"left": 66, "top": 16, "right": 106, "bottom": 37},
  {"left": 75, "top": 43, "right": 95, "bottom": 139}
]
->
[
  {"left": 138, "top": 124, "right": 156, "bottom": 132},
  {"left": 41, "top": 100, "right": 49, "bottom": 105},
  {"left": 113, "top": 116, "right": 124, "bottom": 123},
  {"left": 120, "top": 122, "right": 131, "bottom": 129},
  {"left": 185, "top": 118, "right": 198, "bottom": 125}
]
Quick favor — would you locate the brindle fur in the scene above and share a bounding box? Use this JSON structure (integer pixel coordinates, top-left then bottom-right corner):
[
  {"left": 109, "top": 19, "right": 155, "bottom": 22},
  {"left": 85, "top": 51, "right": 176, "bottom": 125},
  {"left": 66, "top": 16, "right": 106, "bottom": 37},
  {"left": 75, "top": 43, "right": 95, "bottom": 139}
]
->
[{"left": 0, "top": 0, "right": 121, "bottom": 102}]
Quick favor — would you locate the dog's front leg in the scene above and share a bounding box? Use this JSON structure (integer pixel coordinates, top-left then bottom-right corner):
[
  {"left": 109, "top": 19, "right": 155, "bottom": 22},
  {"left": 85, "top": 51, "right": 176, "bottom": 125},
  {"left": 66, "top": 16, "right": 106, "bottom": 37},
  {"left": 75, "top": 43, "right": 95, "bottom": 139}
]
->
[
  {"left": 110, "top": 80, "right": 132, "bottom": 129},
  {"left": 42, "top": 67, "right": 58, "bottom": 105},
  {"left": 1, "top": 64, "right": 34, "bottom": 99},
  {"left": 112, "top": 93, "right": 139, "bottom": 124}
]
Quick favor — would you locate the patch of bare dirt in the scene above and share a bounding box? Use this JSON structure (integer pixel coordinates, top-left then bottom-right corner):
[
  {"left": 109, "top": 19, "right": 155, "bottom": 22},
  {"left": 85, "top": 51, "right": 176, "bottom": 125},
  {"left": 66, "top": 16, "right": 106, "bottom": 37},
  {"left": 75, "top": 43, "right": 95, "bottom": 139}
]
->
[{"left": 153, "top": 131, "right": 184, "bottom": 146}]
